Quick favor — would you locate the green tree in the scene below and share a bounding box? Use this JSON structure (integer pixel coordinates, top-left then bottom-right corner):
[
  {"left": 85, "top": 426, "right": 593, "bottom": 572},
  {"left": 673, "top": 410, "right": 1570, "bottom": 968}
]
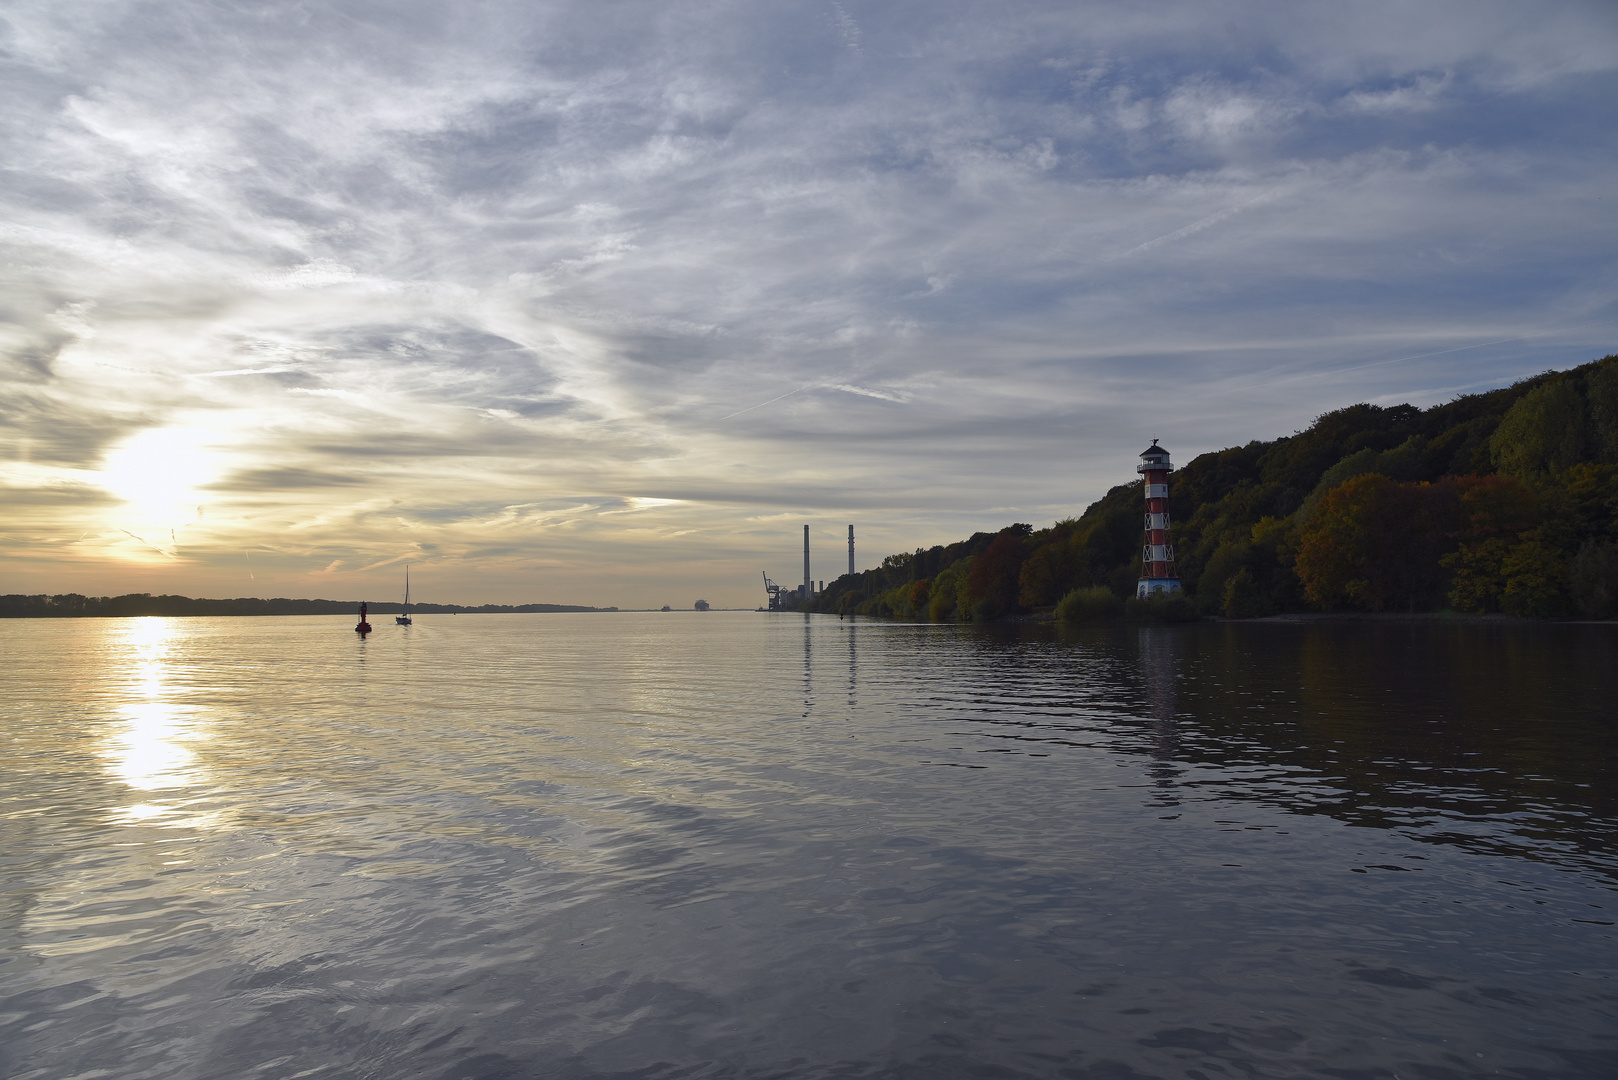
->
[
  {"left": 1499, "top": 530, "right": 1572, "bottom": 617},
  {"left": 1491, "top": 379, "right": 1587, "bottom": 481},
  {"left": 1222, "top": 568, "right": 1271, "bottom": 619},
  {"left": 1018, "top": 527, "right": 1080, "bottom": 607},
  {"left": 928, "top": 561, "right": 967, "bottom": 621},
  {"left": 1585, "top": 359, "right": 1618, "bottom": 461},
  {"left": 1564, "top": 462, "right": 1618, "bottom": 541},
  {"left": 1570, "top": 541, "right": 1618, "bottom": 618},
  {"left": 1196, "top": 536, "right": 1251, "bottom": 615},
  {"left": 1441, "top": 474, "right": 1540, "bottom": 612}
]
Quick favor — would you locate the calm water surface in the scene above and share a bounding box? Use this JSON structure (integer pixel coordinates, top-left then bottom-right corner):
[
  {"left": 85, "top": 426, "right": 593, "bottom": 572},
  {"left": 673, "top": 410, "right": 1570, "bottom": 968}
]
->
[{"left": 1, "top": 612, "right": 1614, "bottom": 1079}]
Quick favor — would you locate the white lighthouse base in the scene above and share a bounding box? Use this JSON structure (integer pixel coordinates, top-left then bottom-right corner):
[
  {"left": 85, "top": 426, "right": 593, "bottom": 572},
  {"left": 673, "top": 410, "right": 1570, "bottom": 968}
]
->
[{"left": 1136, "top": 578, "right": 1182, "bottom": 599}]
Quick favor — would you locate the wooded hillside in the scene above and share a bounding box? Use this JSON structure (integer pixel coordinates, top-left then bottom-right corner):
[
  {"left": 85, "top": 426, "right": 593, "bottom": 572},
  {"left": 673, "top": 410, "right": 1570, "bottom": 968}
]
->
[{"left": 805, "top": 353, "right": 1618, "bottom": 620}]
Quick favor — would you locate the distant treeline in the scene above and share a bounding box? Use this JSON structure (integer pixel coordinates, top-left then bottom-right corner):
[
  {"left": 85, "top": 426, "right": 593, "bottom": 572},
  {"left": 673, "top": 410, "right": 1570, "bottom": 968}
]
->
[
  {"left": 801, "top": 353, "right": 1618, "bottom": 621},
  {"left": 0, "top": 594, "right": 617, "bottom": 618}
]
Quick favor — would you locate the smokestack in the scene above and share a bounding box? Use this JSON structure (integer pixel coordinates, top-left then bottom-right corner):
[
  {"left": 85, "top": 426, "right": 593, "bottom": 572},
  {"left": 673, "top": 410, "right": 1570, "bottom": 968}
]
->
[
  {"left": 848, "top": 524, "right": 854, "bottom": 576},
  {"left": 803, "top": 524, "right": 811, "bottom": 598}
]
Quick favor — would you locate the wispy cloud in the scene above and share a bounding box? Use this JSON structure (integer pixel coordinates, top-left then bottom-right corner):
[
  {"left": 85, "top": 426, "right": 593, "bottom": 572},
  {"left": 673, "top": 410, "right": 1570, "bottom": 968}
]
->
[
  {"left": 829, "top": 3, "right": 865, "bottom": 56},
  {"left": 0, "top": 0, "right": 1613, "bottom": 605}
]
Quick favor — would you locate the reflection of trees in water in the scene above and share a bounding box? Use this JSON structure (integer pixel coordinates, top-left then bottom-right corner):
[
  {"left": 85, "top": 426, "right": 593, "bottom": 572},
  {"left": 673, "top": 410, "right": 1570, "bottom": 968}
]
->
[
  {"left": 942, "top": 622, "right": 1618, "bottom": 879},
  {"left": 1179, "top": 624, "right": 1617, "bottom": 876},
  {"left": 1268, "top": 624, "right": 1618, "bottom": 870}
]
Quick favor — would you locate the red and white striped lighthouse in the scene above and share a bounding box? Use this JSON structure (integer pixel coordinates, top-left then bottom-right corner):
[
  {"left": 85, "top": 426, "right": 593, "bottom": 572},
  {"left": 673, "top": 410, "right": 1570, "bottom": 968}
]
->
[{"left": 1136, "top": 439, "right": 1182, "bottom": 599}]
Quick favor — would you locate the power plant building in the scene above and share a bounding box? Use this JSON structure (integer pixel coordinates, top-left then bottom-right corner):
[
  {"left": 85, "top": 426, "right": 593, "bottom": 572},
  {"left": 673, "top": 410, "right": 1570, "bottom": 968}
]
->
[{"left": 763, "top": 524, "right": 852, "bottom": 609}]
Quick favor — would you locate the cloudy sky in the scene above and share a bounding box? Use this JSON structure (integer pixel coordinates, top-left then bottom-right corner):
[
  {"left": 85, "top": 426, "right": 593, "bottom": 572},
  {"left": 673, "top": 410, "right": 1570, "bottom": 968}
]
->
[{"left": 2, "top": 1, "right": 1615, "bottom": 609}]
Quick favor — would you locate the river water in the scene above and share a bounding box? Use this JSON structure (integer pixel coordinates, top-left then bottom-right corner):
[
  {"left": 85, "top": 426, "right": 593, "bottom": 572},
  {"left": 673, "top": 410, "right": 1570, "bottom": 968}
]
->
[{"left": 1, "top": 612, "right": 1614, "bottom": 1079}]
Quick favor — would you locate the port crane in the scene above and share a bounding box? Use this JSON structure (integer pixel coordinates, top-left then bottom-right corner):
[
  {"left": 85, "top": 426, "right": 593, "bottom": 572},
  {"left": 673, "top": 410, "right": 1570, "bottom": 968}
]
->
[{"left": 761, "top": 571, "right": 785, "bottom": 611}]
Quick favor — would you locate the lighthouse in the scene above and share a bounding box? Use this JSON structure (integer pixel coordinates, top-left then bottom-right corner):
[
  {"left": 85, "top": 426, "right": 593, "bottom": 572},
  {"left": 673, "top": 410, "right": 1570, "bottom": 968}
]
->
[{"left": 1136, "top": 439, "right": 1182, "bottom": 599}]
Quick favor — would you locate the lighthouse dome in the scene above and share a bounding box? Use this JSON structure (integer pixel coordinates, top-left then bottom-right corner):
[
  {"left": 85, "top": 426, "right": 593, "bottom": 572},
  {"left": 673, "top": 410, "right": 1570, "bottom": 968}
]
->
[{"left": 1136, "top": 439, "right": 1172, "bottom": 473}]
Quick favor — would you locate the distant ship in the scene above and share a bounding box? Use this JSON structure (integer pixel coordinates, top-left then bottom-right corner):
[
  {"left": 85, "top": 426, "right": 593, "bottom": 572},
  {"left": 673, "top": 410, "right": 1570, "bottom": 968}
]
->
[{"left": 396, "top": 566, "right": 412, "bottom": 626}]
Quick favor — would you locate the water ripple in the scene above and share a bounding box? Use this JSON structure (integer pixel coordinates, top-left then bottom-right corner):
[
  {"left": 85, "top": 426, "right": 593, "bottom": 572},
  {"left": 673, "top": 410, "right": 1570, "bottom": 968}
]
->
[{"left": 1, "top": 613, "right": 1614, "bottom": 1079}]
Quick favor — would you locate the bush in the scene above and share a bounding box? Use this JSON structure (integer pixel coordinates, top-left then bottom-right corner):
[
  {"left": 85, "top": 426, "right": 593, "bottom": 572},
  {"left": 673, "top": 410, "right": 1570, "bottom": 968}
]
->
[
  {"left": 1124, "top": 593, "right": 1197, "bottom": 622},
  {"left": 1570, "top": 541, "right": 1618, "bottom": 618},
  {"left": 1055, "top": 585, "right": 1123, "bottom": 623},
  {"left": 1222, "top": 568, "right": 1273, "bottom": 619}
]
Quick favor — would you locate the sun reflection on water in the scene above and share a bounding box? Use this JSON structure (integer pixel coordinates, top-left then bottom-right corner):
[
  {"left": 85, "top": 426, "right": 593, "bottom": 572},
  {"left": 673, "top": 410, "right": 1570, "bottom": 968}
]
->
[{"left": 100, "top": 617, "right": 211, "bottom": 824}]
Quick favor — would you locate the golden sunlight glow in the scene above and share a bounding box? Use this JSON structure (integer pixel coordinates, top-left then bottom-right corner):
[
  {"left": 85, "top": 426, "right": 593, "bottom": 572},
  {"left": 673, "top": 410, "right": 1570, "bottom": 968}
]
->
[
  {"left": 100, "top": 426, "right": 218, "bottom": 518},
  {"left": 108, "top": 699, "right": 197, "bottom": 790},
  {"left": 100, "top": 619, "right": 208, "bottom": 802}
]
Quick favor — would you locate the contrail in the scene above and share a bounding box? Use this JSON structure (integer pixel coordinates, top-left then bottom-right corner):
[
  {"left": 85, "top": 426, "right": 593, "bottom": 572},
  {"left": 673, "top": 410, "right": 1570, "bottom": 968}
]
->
[
  {"left": 1318, "top": 336, "right": 1532, "bottom": 377},
  {"left": 1208, "top": 318, "right": 1616, "bottom": 397},
  {"left": 1311, "top": 318, "right": 1616, "bottom": 382},
  {"left": 121, "top": 529, "right": 174, "bottom": 558},
  {"left": 717, "top": 383, "right": 814, "bottom": 422},
  {"left": 1116, "top": 186, "right": 1287, "bottom": 259}
]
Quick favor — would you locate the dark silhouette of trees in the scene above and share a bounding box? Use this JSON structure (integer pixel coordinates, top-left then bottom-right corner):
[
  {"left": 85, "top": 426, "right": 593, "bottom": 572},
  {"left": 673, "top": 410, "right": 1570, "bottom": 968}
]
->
[{"left": 801, "top": 354, "right": 1618, "bottom": 620}]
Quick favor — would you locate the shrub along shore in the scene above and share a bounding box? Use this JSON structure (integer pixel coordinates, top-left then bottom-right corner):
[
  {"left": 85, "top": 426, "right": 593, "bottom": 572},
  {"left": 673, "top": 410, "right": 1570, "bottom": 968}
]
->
[{"left": 800, "top": 353, "right": 1618, "bottom": 622}]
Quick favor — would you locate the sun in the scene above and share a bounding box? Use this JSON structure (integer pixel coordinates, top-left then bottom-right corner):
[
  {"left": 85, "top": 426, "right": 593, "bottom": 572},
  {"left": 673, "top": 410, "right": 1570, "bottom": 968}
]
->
[{"left": 101, "top": 426, "right": 219, "bottom": 519}]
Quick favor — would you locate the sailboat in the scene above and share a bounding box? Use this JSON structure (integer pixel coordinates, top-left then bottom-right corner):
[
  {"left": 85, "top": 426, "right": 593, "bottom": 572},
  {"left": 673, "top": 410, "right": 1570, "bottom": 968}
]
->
[{"left": 396, "top": 566, "right": 412, "bottom": 625}]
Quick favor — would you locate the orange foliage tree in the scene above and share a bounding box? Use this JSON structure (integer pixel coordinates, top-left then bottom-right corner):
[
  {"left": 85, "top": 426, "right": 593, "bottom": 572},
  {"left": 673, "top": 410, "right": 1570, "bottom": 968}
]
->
[
  {"left": 1295, "top": 474, "right": 1462, "bottom": 611},
  {"left": 966, "top": 527, "right": 1030, "bottom": 620}
]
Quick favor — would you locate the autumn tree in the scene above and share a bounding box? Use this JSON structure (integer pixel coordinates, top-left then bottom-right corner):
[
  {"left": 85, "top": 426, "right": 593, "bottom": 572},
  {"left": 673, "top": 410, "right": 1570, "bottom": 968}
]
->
[
  {"left": 1295, "top": 474, "right": 1460, "bottom": 611},
  {"left": 966, "top": 526, "right": 1031, "bottom": 620}
]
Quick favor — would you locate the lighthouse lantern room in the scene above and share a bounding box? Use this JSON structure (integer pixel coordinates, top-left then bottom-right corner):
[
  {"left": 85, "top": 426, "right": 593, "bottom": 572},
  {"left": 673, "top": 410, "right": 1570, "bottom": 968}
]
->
[{"left": 1136, "top": 439, "right": 1182, "bottom": 599}]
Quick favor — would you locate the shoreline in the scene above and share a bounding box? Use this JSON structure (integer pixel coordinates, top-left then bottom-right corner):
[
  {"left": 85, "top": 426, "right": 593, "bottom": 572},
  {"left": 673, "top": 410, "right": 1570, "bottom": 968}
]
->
[{"left": 970, "top": 610, "right": 1617, "bottom": 627}]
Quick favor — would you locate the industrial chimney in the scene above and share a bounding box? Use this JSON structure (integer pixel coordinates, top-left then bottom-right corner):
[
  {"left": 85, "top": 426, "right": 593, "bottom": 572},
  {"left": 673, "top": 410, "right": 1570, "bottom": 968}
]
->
[
  {"left": 848, "top": 525, "right": 854, "bottom": 576},
  {"left": 803, "top": 524, "right": 811, "bottom": 599}
]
